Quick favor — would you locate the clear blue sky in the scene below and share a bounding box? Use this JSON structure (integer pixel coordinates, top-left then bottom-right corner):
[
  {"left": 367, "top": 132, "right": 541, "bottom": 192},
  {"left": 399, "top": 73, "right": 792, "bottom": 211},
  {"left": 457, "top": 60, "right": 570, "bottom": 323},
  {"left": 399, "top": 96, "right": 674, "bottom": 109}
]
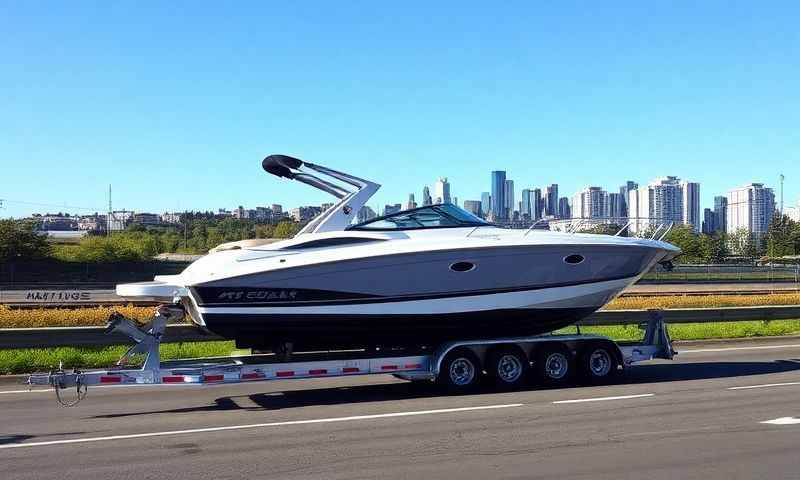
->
[{"left": 2, "top": 1, "right": 798, "bottom": 218}]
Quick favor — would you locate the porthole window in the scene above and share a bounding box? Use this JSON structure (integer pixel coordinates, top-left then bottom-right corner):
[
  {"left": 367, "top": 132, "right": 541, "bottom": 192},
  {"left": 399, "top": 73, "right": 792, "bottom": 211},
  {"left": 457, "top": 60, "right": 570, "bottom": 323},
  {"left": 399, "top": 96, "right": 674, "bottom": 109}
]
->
[
  {"left": 450, "top": 261, "right": 476, "bottom": 272},
  {"left": 564, "top": 254, "right": 585, "bottom": 265}
]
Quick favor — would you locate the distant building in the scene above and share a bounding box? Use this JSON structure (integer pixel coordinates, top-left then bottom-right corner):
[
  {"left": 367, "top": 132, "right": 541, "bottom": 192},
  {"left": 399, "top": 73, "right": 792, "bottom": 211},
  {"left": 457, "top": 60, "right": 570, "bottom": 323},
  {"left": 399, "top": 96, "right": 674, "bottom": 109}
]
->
[
  {"left": 480, "top": 192, "right": 491, "bottom": 218},
  {"left": 290, "top": 206, "right": 323, "bottom": 222},
  {"left": 682, "top": 181, "right": 701, "bottom": 232},
  {"left": 573, "top": 187, "right": 608, "bottom": 219},
  {"left": 463, "top": 200, "right": 482, "bottom": 216},
  {"left": 434, "top": 178, "right": 451, "bottom": 204},
  {"left": 545, "top": 184, "right": 559, "bottom": 217},
  {"left": 132, "top": 212, "right": 160, "bottom": 225},
  {"left": 530, "top": 188, "right": 544, "bottom": 221},
  {"left": 713, "top": 196, "right": 728, "bottom": 233},
  {"left": 383, "top": 204, "right": 402, "bottom": 216},
  {"left": 504, "top": 179, "right": 514, "bottom": 219},
  {"left": 608, "top": 192, "right": 621, "bottom": 219},
  {"left": 618, "top": 181, "right": 638, "bottom": 218},
  {"left": 161, "top": 212, "right": 182, "bottom": 224},
  {"left": 786, "top": 201, "right": 800, "bottom": 222},
  {"left": 558, "top": 197, "right": 571, "bottom": 219},
  {"left": 702, "top": 208, "right": 716, "bottom": 234},
  {"left": 271, "top": 204, "right": 283, "bottom": 216},
  {"left": 727, "top": 183, "right": 775, "bottom": 242},
  {"left": 108, "top": 211, "right": 133, "bottom": 231},
  {"left": 422, "top": 186, "right": 433, "bottom": 206},
  {"left": 406, "top": 194, "right": 417, "bottom": 210},
  {"left": 520, "top": 188, "right": 532, "bottom": 219},
  {"left": 491, "top": 171, "right": 506, "bottom": 220}
]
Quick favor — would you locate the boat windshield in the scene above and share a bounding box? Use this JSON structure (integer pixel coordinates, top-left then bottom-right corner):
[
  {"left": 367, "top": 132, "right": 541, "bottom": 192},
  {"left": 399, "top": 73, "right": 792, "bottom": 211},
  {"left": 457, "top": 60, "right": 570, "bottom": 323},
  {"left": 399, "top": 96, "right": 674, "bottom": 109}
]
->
[{"left": 349, "top": 204, "right": 488, "bottom": 230}]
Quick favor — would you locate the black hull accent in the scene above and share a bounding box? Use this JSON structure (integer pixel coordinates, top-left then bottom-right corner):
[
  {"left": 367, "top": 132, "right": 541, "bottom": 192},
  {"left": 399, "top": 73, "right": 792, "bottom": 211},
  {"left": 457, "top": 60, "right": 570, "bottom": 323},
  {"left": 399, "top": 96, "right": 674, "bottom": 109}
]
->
[{"left": 201, "top": 307, "right": 597, "bottom": 350}]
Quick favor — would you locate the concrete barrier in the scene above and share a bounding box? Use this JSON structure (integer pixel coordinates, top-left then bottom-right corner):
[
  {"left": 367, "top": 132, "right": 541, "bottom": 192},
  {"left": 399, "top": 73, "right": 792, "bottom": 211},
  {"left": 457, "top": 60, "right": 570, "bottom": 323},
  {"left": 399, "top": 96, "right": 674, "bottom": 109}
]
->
[{"left": 1, "top": 305, "right": 799, "bottom": 349}]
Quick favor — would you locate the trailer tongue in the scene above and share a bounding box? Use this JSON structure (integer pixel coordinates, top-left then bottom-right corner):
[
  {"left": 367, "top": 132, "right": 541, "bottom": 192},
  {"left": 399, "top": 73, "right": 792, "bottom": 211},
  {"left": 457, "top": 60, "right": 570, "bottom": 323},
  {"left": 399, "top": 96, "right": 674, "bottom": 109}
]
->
[{"left": 28, "top": 306, "right": 674, "bottom": 407}]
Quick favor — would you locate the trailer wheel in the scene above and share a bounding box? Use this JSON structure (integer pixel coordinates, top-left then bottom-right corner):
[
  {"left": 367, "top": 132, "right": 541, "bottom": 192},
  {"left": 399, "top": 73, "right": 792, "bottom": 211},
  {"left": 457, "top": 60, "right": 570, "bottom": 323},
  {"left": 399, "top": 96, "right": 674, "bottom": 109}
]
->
[
  {"left": 437, "top": 348, "right": 481, "bottom": 393},
  {"left": 486, "top": 346, "right": 529, "bottom": 389},
  {"left": 533, "top": 343, "right": 572, "bottom": 386},
  {"left": 578, "top": 343, "right": 618, "bottom": 384}
]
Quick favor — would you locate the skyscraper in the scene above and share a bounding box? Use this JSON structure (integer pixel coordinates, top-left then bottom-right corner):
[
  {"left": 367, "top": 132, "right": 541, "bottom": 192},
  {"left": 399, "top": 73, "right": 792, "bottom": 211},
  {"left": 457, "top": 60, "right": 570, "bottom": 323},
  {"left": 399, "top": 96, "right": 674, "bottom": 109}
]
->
[
  {"left": 406, "top": 193, "right": 417, "bottom": 210},
  {"left": 702, "top": 208, "right": 715, "bottom": 234},
  {"left": 558, "top": 197, "right": 571, "bottom": 219},
  {"left": 618, "top": 181, "right": 638, "bottom": 218},
  {"left": 491, "top": 171, "right": 506, "bottom": 220},
  {"left": 545, "top": 184, "right": 559, "bottom": 217},
  {"left": 422, "top": 186, "right": 432, "bottom": 206},
  {"left": 480, "top": 192, "right": 491, "bottom": 218},
  {"left": 573, "top": 187, "right": 609, "bottom": 219},
  {"left": 682, "top": 181, "right": 701, "bottom": 232},
  {"left": 434, "top": 177, "right": 451, "bottom": 204},
  {"left": 727, "top": 183, "right": 775, "bottom": 242},
  {"left": 504, "top": 179, "right": 514, "bottom": 219},
  {"left": 608, "top": 192, "right": 621, "bottom": 219},
  {"left": 520, "top": 188, "right": 532, "bottom": 218},
  {"left": 713, "top": 196, "right": 727, "bottom": 233},
  {"left": 531, "top": 188, "right": 544, "bottom": 220}
]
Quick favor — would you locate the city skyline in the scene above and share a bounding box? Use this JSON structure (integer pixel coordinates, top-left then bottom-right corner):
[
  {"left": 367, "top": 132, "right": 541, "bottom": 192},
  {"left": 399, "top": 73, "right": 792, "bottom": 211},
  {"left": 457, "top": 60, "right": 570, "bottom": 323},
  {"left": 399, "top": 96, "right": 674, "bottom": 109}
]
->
[{"left": 2, "top": 3, "right": 798, "bottom": 221}]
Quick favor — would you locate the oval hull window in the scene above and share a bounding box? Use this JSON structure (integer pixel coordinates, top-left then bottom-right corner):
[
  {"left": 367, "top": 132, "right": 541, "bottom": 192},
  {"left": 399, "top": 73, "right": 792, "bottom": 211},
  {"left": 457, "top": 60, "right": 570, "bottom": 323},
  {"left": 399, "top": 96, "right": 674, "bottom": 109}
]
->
[
  {"left": 450, "top": 261, "right": 476, "bottom": 272},
  {"left": 564, "top": 254, "right": 585, "bottom": 265}
]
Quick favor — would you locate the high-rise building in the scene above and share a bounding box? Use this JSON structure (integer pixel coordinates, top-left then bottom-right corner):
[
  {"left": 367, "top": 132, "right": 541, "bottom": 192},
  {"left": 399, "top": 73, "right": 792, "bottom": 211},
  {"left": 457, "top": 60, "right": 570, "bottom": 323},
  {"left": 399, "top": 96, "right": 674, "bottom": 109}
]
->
[
  {"left": 608, "top": 192, "right": 621, "bottom": 219},
  {"left": 422, "top": 186, "right": 433, "bottom": 206},
  {"left": 520, "top": 188, "right": 532, "bottom": 218},
  {"left": 434, "top": 177, "right": 451, "bottom": 204},
  {"left": 504, "top": 179, "right": 514, "bottom": 218},
  {"left": 573, "top": 187, "right": 608, "bottom": 219},
  {"left": 406, "top": 194, "right": 417, "bottom": 210},
  {"left": 463, "top": 200, "right": 482, "bottom": 217},
  {"left": 531, "top": 188, "right": 544, "bottom": 220},
  {"left": 480, "top": 192, "right": 491, "bottom": 218},
  {"left": 491, "top": 171, "right": 506, "bottom": 220},
  {"left": 545, "top": 184, "right": 559, "bottom": 217},
  {"left": 618, "top": 181, "right": 638, "bottom": 218},
  {"left": 713, "top": 196, "right": 727, "bottom": 233},
  {"left": 357, "top": 206, "right": 377, "bottom": 223},
  {"left": 702, "top": 208, "right": 716, "bottom": 234},
  {"left": 383, "top": 204, "right": 402, "bottom": 216},
  {"left": 727, "top": 183, "right": 775, "bottom": 242},
  {"left": 682, "top": 181, "right": 701, "bottom": 232},
  {"left": 558, "top": 197, "right": 571, "bottom": 219}
]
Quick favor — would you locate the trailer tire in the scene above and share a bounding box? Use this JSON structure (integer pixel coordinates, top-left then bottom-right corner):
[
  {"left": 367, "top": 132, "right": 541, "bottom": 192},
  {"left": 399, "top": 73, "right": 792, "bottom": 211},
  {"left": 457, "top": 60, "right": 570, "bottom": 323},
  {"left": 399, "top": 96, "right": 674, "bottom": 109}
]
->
[
  {"left": 486, "top": 346, "right": 529, "bottom": 389},
  {"left": 533, "top": 343, "right": 572, "bottom": 386},
  {"left": 577, "top": 342, "right": 618, "bottom": 384},
  {"left": 436, "top": 348, "right": 481, "bottom": 394}
]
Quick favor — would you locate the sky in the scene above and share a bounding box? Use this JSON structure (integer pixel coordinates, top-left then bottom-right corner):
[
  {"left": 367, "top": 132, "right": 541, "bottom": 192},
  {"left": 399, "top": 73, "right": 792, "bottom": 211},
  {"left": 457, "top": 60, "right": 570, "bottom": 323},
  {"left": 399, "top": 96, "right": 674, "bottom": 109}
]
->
[{"left": 1, "top": 1, "right": 799, "bottom": 218}]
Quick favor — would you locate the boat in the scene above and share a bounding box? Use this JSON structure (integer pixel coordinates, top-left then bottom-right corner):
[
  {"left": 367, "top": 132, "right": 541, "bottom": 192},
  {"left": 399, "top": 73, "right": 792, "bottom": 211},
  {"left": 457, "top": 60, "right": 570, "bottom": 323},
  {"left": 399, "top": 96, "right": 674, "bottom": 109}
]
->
[{"left": 117, "top": 154, "right": 680, "bottom": 351}]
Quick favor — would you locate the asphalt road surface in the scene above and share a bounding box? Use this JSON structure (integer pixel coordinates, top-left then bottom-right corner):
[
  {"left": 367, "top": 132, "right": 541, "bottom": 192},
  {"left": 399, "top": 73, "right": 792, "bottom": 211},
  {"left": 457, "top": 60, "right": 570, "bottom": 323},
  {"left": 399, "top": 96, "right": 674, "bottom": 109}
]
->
[{"left": 2, "top": 338, "right": 800, "bottom": 479}]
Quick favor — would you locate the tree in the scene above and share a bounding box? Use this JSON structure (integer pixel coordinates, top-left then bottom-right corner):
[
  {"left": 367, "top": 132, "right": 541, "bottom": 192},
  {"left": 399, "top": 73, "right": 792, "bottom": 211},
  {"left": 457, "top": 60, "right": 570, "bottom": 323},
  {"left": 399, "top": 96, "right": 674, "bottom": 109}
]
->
[
  {"left": 0, "top": 219, "right": 51, "bottom": 261},
  {"left": 273, "top": 221, "right": 300, "bottom": 238},
  {"left": 767, "top": 214, "right": 798, "bottom": 257},
  {"left": 664, "top": 225, "right": 702, "bottom": 263},
  {"left": 698, "top": 233, "right": 728, "bottom": 263}
]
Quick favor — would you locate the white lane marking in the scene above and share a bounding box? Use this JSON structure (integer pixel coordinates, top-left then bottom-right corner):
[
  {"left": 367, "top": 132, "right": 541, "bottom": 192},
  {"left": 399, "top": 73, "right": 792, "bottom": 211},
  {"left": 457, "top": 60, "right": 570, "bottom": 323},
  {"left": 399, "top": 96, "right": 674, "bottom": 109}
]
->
[
  {"left": 0, "top": 403, "right": 523, "bottom": 450},
  {"left": 552, "top": 393, "right": 654, "bottom": 404},
  {"left": 761, "top": 417, "right": 800, "bottom": 425},
  {"left": 728, "top": 382, "right": 800, "bottom": 390},
  {"left": 680, "top": 343, "right": 800, "bottom": 354},
  {"left": 0, "top": 389, "right": 50, "bottom": 395}
]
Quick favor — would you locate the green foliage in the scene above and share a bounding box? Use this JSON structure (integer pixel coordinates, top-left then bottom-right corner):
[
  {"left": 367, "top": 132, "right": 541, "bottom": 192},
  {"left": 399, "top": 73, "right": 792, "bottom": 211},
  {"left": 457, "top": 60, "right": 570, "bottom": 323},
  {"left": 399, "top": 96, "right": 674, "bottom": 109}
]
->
[
  {"left": 0, "top": 219, "right": 51, "bottom": 261},
  {"left": 664, "top": 225, "right": 702, "bottom": 263},
  {"left": 728, "top": 227, "right": 760, "bottom": 258},
  {"left": 273, "top": 221, "right": 301, "bottom": 238},
  {"left": 51, "top": 233, "right": 159, "bottom": 263},
  {"left": 767, "top": 214, "right": 800, "bottom": 258},
  {"left": 698, "top": 233, "right": 729, "bottom": 263}
]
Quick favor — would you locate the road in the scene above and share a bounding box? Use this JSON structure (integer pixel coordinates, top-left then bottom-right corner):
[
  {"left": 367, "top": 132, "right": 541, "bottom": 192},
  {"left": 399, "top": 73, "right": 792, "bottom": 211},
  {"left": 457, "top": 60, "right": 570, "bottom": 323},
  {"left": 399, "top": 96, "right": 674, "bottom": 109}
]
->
[{"left": 1, "top": 339, "right": 800, "bottom": 479}]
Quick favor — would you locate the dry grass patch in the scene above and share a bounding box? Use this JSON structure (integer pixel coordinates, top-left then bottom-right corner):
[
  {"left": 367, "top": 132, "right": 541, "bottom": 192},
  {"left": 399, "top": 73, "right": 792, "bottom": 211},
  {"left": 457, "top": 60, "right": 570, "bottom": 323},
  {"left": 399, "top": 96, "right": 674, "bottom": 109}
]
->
[
  {"left": 606, "top": 293, "right": 800, "bottom": 310},
  {"left": 0, "top": 304, "right": 157, "bottom": 328}
]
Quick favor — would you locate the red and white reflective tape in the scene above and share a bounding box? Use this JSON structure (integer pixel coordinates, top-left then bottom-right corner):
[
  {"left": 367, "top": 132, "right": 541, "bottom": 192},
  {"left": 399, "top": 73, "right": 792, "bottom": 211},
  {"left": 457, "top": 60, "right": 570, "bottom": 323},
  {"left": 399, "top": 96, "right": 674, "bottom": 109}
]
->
[
  {"left": 381, "top": 365, "right": 399, "bottom": 371},
  {"left": 100, "top": 376, "right": 122, "bottom": 384},
  {"left": 275, "top": 371, "right": 294, "bottom": 378},
  {"left": 161, "top": 376, "right": 186, "bottom": 383},
  {"left": 241, "top": 372, "right": 265, "bottom": 380},
  {"left": 202, "top": 374, "right": 225, "bottom": 383},
  {"left": 308, "top": 369, "right": 327, "bottom": 376},
  {"left": 342, "top": 367, "right": 360, "bottom": 374},
  {"left": 404, "top": 364, "right": 423, "bottom": 370}
]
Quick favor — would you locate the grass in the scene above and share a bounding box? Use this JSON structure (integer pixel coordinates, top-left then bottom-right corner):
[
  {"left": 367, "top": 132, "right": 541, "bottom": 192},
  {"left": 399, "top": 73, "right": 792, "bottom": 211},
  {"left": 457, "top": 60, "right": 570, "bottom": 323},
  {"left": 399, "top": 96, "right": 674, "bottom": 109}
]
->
[
  {"left": 2, "top": 320, "right": 800, "bottom": 375},
  {"left": 1, "top": 294, "right": 799, "bottom": 329}
]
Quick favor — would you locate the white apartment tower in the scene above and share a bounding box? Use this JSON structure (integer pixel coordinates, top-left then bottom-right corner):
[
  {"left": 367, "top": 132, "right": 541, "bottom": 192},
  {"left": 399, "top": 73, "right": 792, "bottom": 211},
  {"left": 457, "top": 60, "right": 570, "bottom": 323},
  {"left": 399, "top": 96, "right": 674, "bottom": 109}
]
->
[
  {"left": 726, "top": 183, "right": 775, "bottom": 241},
  {"left": 572, "top": 187, "right": 609, "bottom": 219}
]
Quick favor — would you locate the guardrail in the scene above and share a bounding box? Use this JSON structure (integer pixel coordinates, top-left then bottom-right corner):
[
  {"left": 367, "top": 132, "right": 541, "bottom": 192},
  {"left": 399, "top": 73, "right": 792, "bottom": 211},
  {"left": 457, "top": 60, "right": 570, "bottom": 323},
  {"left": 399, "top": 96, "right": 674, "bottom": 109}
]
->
[{"left": 1, "top": 305, "right": 799, "bottom": 349}]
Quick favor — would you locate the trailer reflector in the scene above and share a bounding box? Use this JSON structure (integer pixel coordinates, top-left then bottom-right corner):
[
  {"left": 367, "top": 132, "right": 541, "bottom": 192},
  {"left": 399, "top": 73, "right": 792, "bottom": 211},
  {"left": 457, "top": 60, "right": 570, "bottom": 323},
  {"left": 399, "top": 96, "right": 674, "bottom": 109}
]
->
[
  {"left": 276, "top": 371, "right": 294, "bottom": 377},
  {"left": 162, "top": 376, "right": 185, "bottom": 383},
  {"left": 241, "top": 372, "right": 265, "bottom": 380},
  {"left": 404, "top": 364, "right": 422, "bottom": 369},
  {"left": 100, "top": 376, "right": 122, "bottom": 383},
  {"left": 202, "top": 374, "right": 225, "bottom": 383},
  {"left": 342, "top": 367, "right": 360, "bottom": 373},
  {"left": 308, "top": 369, "right": 327, "bottom": 375},
  {"left": 381, "top": 365, "right": 399, "bottom": 370}
]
